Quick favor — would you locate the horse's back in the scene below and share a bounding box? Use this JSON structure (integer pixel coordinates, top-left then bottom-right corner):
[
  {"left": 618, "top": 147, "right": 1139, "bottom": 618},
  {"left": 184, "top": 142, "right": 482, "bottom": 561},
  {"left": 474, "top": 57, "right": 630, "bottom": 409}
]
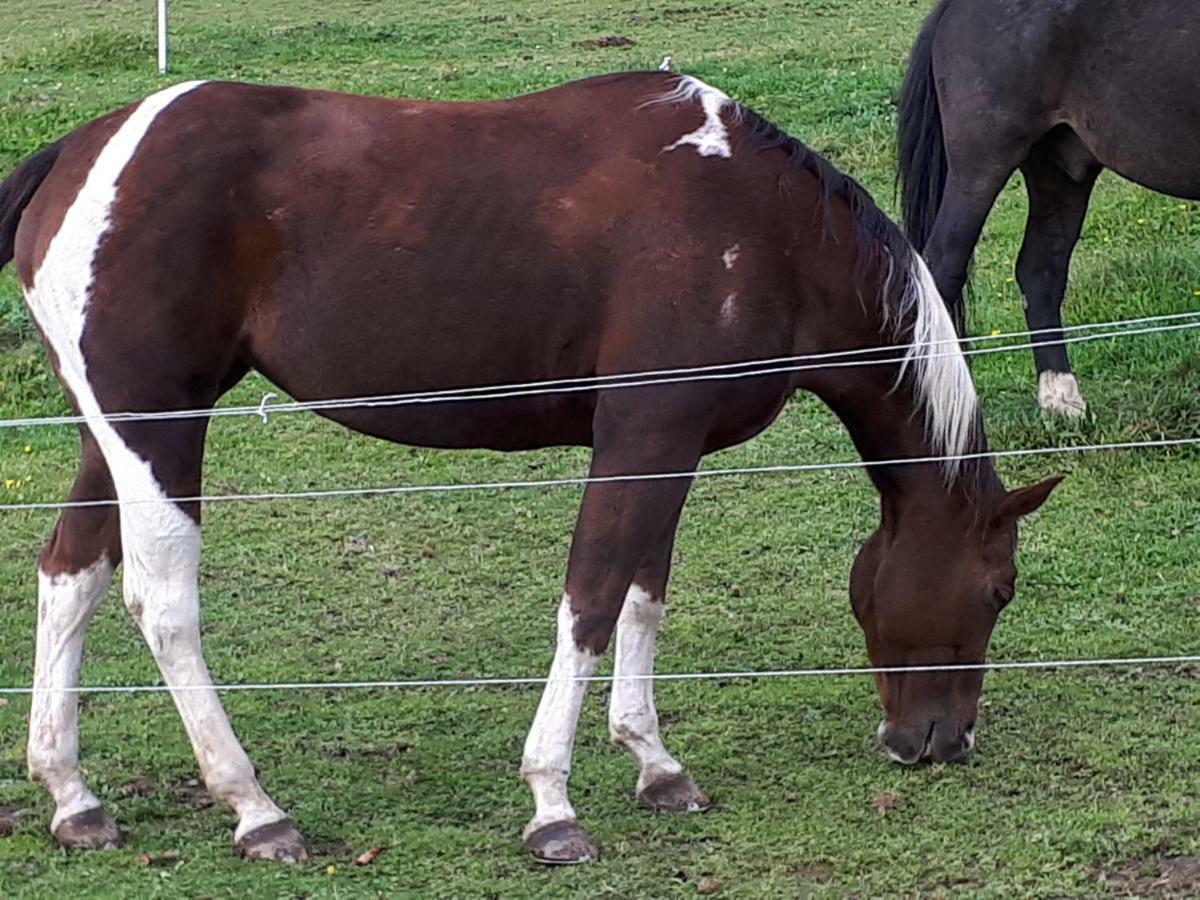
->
[
  {"left": 14, "top": 72, "right": 814, "bottom": 451},
  {"left": 932, "top": 0, "right": 1200, "bottom": 195}
]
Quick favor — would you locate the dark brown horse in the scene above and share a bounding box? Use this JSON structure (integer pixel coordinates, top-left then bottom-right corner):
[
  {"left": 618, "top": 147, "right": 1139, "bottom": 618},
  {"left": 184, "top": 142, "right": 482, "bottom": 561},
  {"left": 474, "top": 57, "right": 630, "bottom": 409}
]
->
[
  {"left": 0, "top": 71, "right": 1059, "bottom": 864},
  {"left": 899, "top": 0, "right": 1200, "bottom": 416}
]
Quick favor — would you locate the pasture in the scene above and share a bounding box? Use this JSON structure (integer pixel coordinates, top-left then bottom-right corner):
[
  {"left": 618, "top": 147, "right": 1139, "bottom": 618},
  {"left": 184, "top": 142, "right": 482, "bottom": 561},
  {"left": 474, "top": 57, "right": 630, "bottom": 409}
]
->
[{"left": 1, "top": 0, "right": 1198, "bottom": 896}]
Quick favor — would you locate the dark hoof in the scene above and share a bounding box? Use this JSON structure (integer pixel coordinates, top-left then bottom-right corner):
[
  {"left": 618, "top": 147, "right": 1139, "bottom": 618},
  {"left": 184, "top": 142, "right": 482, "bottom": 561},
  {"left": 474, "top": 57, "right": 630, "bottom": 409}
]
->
[
  {"left": 52, "top": 807, "right": 123, "bottom": 850},
  {"left": 525, "top": 820, "right": 599, "bottom": 865},
  {"left": 637, "top": 773, "right": 710, "bottom": 813},
  {"left": 237, "top": 819, "right": 308, "bottom": 863}
]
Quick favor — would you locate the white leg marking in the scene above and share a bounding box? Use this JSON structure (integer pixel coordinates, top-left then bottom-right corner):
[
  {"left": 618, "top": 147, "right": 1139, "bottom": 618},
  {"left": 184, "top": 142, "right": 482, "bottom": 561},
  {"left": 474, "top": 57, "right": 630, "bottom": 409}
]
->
[
  {"left": 660, "top": 76, "right": 733, "bottom": 159},
  {"left": 608, "top": 584, "right": 684, "bottom": 793},
  {"left": 722, "top": 243, "right": 740, "bottom": 270},
  {"left": 29, "top": 559, "right": 114, "bottom": 831},
  {"left": 1038, "top": 371, "right": 1087, "bottom": 417},
  {"left": 121, "top": 514, "right": 286, "bottom": 840},
  {"left": 22, "top": 79, "right": 287, "bottom": 841},
  {"left": 521, "top": 595, "right": 599, "bottom": 836}
]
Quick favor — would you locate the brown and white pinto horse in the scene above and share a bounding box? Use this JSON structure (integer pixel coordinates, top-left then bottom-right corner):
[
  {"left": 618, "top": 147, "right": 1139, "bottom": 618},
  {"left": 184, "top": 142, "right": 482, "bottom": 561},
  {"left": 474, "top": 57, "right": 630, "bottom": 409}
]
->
[{"left": 0, "top": 72, "right": 1060, "bottom": 864}]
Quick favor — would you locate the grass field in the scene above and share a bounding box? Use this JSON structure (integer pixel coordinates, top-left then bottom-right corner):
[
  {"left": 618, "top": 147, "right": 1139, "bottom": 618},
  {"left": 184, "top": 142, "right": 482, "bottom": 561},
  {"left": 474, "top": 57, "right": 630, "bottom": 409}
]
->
[{"left": 1, "top": 1, "right": 1198, "bottom": 896}]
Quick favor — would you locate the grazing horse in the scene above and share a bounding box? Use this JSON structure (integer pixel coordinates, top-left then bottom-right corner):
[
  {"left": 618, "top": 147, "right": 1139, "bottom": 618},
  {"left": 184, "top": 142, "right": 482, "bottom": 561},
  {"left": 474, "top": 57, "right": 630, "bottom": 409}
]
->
[
  {"left": 899, "top": 0, "right": 1200, "bottom": 416},
  {"left": 0, "top": 71, "right": 1060, "bottom": 864}
]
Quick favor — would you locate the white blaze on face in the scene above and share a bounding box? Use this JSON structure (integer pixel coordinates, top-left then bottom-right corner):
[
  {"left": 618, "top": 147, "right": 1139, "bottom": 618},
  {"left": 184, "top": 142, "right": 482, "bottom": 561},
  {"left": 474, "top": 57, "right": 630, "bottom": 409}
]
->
[
  {"left": 722, "top": 243, "right": 740, "bottom": 270},
  {"left": 521, "top": 595, "right": 600, "bottom": 834},
  {"left": 22, "top": 80, "right": 289, "bottom": 841},
  {"left": 661, "top": 76, "right": 733, "bottom": 159}
]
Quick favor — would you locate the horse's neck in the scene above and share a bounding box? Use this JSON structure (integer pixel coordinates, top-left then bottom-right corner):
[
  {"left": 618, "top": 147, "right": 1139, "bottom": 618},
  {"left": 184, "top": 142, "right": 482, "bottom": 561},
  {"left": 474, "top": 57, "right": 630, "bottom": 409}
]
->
[{"left": 810, "top": 368, "right": 999, "bottom": 520}]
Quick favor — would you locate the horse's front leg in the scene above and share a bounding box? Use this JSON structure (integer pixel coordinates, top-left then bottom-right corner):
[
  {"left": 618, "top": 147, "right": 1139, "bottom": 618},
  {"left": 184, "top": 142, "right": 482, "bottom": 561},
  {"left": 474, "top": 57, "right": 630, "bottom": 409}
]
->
[
  {"left": 520, "top": 408, "right": 702, "bottom": 864},
  {"left": 608, "top": 549, "right": 709, "bottom": 812}
]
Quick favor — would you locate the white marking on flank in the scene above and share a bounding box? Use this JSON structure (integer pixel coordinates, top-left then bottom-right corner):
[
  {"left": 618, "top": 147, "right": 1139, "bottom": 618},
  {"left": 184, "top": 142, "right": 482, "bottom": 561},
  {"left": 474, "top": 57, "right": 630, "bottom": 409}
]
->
[
  {"left": 720, "top": 292, "right": 738, "bottom": 326},
  {"left": 657, "top": 75, "right": 734, "bottom": 158},
  {"left": 23, "top": 80, "right": 289, "bottom": 843},
  {"left": 1038, "top": 371, "right": 1087, "bottom": 417},
  {"left": 29, "top": 558, "right": 115, "bottom": 831},
  {"left": 722, "top": 243, "right": 740, "bottom": 270},
  {"left": 608, "top": 585, "right": 684, "bottom": 793},
  {"left": 521, "top": 595, "right": 599, "bottom": 836}
]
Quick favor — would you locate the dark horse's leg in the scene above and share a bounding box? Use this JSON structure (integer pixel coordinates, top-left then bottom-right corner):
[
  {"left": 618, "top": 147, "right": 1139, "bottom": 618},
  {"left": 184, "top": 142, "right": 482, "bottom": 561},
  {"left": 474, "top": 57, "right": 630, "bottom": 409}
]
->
[
  {"left": 521, "top": 393, "right": 704, "bottom": 864},
  {"left": 923, "top": 155, "right": 1023, "bottom": 334},
  {"left": 1016, "top": 148, "right": 1100, "bottom": 417},
  {"left": 27, "top": 429, "right": 123, "bottom": 849}
]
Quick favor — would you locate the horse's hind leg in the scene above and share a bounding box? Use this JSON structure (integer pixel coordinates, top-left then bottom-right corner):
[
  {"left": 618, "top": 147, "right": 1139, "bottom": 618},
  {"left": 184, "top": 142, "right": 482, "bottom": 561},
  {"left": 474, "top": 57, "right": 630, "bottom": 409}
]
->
[
  {"left": 90, "top": 409, "right": 307, "bottom": 862},
  {"left": 521, "top": 403, "right": 703, "bottom": 864},
  {"left": 608, "top": 524, "right": 708, "bottom": 813},
  {"left": 1016, "top": 148, "right": 1100, "bottom": 417},
  {"left": 28, "top": 430, "right": 122, "bottom": 849},
  {"left": 923, "top": 160, "right": 1017, "bottom": 332}
]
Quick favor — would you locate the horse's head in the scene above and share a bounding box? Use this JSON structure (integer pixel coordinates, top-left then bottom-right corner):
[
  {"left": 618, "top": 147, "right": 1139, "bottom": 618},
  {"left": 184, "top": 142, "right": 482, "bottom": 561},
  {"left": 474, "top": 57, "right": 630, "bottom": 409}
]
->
[{"left": 850, "top": 475, "right": 1062, "bottom": 764}]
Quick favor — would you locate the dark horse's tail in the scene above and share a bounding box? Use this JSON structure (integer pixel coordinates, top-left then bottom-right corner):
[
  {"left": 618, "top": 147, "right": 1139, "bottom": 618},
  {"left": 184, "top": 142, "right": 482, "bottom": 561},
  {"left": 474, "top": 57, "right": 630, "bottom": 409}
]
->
[
  {"left": 0, "top": 141, "right": 64, "bottom": 271},
  {"left": 897, "top": 0, "right": 953, "bottom": 255}
]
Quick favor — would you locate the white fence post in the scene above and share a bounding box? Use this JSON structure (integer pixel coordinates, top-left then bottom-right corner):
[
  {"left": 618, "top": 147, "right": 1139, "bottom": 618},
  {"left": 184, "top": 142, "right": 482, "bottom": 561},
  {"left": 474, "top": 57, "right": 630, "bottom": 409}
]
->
[{"left": 157, "top": 0, "right": 169, "bottom": 73}]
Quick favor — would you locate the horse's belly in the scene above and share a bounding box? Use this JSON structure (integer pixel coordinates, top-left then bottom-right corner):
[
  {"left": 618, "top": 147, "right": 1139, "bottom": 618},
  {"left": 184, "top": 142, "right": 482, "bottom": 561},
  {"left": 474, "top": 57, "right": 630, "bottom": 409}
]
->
[{"left": 308, "top": 393, "right": 598, "bottom": 451}]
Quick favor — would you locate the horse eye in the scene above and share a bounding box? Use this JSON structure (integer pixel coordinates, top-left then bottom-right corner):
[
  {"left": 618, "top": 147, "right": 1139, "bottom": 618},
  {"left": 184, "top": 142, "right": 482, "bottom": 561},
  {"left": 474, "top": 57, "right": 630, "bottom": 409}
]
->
[{"left": 993, "top": 586, "right": 1015, "bottom": 609}]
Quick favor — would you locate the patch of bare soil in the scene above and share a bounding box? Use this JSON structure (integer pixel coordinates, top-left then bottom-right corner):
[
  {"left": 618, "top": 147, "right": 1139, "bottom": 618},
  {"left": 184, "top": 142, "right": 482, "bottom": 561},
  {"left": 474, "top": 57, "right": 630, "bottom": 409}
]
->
[
  {"left": 0, "top": 804, "right": 31, "bottom": 836},
  {"left": 173, "top": 778, "right": 214, "bottom": 810},
  {"left": 572, "top": 35, "right": 636, "bottom": 48},
  {"left": 1099, "top": 855, "right": 1200, "bottom": 897}
]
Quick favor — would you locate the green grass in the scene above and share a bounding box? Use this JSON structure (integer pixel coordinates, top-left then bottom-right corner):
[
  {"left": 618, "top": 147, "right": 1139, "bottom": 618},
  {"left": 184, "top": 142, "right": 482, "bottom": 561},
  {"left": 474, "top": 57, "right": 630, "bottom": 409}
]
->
[{"left": 0, "top": 1, "right": 1198, "bottom": 896}]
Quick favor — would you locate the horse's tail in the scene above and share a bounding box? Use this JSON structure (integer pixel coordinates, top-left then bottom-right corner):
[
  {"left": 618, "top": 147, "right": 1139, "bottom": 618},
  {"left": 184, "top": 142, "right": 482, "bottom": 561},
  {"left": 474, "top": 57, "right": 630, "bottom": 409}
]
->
[
  {"left": 0, "top": 141, "right": 64, "bottom": 271},
  {"left": 897, "top": 0, "right": 953, "bottom": 256}
]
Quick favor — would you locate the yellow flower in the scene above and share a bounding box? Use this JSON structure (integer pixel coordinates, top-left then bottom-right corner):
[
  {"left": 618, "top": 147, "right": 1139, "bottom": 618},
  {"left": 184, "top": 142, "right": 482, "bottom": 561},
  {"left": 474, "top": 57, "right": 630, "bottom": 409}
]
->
[
  {"left": 1180, "top": 203, "right": 1190, "bottom": 210},
  {"left": 4, "top": 479, "right": 16, "bottom": 489},
  {"left": 326, "top": 865, "right": 336, "bottom": 876},
  {"left": 990, "top": 329, "right": 1004, "bottom": 337},
  {"left": 1194, "top": 290, "right": 1200, "bottom": 297},
  {"left": 1004, "top": 276, "right": 1015, "bottom": 283},
  {"left": 22, "top": 445, "right": 31, "bottom": 454},
  {"left": 1136, "top": 218, "right": 1148, "bottom": 225}
]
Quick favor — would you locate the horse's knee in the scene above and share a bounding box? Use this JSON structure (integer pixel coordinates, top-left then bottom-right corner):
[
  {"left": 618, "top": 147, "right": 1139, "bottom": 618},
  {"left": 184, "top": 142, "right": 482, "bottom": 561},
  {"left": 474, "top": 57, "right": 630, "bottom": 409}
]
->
[{"left": 571, "top": 608, "right": 620, "bottom": 656}]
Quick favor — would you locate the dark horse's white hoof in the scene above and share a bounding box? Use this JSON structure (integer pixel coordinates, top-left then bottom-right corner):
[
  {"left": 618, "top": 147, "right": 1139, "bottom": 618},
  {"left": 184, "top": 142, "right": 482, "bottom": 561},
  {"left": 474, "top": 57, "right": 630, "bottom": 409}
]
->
[
  {"left": 53, "top": 806, "right": 123, "bottom": 850},
  {"left": 637, "top": 772, "right": 711, "bottom": 813},
  {"left": 236, "top": 818, "right": 308, "bottom": 863},
  {"left": 525, "top": 820, "right": 599, "bottom": 864}
]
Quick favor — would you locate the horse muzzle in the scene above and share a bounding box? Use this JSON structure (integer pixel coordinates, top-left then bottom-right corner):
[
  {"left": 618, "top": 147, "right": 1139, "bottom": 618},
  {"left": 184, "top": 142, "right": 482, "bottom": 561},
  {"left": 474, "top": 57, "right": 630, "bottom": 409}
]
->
[{"left": 877, "top": 718, "right": 975, "bottom": 765}]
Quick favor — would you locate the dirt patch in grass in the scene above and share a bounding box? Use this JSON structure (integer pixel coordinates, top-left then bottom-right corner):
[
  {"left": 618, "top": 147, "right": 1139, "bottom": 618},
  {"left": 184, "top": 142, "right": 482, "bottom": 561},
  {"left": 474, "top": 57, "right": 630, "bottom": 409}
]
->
[
  {"left": 173, "top": 778, "right": 214, "bottom": 811},
  {"left": 571, "top": 35, "right": 636, "bottom": 48},
  {"left": 0, "top": 804, "right": 31, "bottom": 836},
  {"left": 1099, "top": 855, "right": 1200, "bottom": 897}
]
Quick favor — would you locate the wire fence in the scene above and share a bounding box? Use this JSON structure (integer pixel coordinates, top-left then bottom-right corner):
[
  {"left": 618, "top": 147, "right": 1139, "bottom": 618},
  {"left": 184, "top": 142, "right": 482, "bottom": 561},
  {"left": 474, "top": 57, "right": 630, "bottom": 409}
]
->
[
  {"left": 0, "top": 310, "right": 1196, "bottom": 430},
  {"left": 2, "top": 654, "right": 1199, "bottom": 696},
  {"left": 0, "top": 310, "right": 1196, "bottom": 695},
  {"left": 0, "top": 434, "right": 1195, "bottom": 513}
]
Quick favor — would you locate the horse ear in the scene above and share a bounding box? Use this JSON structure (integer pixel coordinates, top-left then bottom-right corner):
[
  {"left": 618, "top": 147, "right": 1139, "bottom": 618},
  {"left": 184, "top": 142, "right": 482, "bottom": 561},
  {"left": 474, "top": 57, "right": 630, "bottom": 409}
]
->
[{"left": 992, "top": 475, "right": 1064, "bottom": 525}]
